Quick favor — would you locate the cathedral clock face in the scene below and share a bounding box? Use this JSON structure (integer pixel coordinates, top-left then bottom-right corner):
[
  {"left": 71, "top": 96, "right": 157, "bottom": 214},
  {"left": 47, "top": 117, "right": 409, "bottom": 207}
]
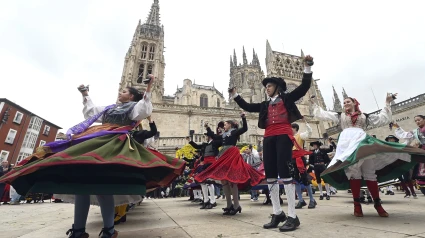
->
[{"left": 285, "top": 83, "right": 303, "bottom": 104}]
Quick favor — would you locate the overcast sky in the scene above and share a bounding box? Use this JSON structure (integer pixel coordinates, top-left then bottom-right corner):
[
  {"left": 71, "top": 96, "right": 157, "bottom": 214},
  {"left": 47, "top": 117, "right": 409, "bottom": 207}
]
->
[{"left": 1, "top": 0, "right": 424, "bottom": 132}]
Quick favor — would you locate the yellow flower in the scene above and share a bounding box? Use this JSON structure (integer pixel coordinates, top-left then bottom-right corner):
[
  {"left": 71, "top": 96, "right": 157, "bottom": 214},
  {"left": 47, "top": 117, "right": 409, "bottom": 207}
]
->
[
  {"left": 176, "top": 144, "right": 196, "bottom": 160},
  {"left": 239, "top": 145, "right": 257, "bottom": 154}
]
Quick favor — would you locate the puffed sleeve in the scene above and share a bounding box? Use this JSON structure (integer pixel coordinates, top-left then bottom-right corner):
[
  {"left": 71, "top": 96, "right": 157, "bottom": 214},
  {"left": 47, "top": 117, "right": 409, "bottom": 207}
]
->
[
  {"left": 129, "top": 92, "right": 153, "bottom": 121},
  {"left": 82, "top": 96, "right": 106, "bottom": 122},
  {"left": 394, "top": 127, "right": 415, "bottom": 145},
  {"left": 367, "top": 104, "right": 392, "bottom": 128},
  {"left": 312, "top": 104, "right": 339, "bottom": 124}
]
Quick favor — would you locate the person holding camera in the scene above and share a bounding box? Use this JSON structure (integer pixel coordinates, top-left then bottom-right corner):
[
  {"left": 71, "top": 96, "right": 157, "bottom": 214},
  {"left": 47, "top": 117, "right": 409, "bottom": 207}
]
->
[{"left": 228, "top": 55, "right": 314, "bottom": 232}]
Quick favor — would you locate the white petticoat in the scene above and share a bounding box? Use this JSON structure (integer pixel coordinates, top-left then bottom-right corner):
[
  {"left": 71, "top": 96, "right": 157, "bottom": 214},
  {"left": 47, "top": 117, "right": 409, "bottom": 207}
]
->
[{"left": 328, "top": 128, "right": 411, "bottom": 180}]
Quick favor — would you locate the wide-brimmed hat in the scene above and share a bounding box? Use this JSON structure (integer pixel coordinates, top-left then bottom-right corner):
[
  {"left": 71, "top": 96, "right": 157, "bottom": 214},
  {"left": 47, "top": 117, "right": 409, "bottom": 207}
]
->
[
  {"left": 261, "top": 77, "right": 287, "bottom": 91},
  {"left": 310, "top": 141, "right": 322, "bottom": 147},
  {"left": 385, "top": 135, "right": 399, "bottom": 142}
]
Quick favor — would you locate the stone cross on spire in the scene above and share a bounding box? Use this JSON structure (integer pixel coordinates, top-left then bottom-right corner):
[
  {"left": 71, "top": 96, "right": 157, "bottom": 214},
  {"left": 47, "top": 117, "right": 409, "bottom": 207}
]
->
[{"left": 146, "top": 0, "right": 161, "bottom": 26}]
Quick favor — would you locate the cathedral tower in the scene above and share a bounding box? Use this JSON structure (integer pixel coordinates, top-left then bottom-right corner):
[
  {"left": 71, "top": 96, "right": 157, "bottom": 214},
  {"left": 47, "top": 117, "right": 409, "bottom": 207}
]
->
[
  {"left": 229, "top": 46, "right": 264, "bottom": 105},
  {"left": 118, "top": 0, "right": 165, "bottom": 103},
  {"left": 332, "top": 86, "right": 343, "bottom": 112}
]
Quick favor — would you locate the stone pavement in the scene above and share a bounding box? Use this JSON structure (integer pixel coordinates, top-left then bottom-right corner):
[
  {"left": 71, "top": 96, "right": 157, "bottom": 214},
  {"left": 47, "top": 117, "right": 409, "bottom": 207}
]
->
[{"left": 1, "top": 190, "right": 425, "bottom": 238}]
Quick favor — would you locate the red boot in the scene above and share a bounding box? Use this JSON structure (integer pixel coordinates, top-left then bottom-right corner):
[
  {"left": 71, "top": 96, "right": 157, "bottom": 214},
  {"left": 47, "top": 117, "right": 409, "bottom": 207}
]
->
[
  {"left": 366, "top": 180, "right": 389, "bottom": 217},
  {"left": 350, "top": 179, "right": 363, "bottom": 217}
]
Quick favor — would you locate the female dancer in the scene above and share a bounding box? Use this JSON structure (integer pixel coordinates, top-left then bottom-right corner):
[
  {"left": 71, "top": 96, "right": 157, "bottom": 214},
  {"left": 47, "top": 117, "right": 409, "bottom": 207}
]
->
[
  {"left": 0, "top": 76, "right": 185, "bottom": 238},
  {"left": 394, "top": 116, "right": 425, "bottom": 197},
  {"left": 312, "top": 93, "right": 425, "bottom": 217},
  {"left": 195, "top": 112, "right": 265, "bottom": 215}
]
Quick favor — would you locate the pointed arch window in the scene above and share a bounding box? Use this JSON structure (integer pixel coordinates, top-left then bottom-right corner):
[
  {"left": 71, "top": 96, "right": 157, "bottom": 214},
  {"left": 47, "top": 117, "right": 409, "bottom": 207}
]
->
[
  {"left": 137, "top": 63, "right": 145, "bottom": 83},
  {"left": 149, "top": 45, "right": 155, "bottom": 60},
  {"left": 147, "top": 65, "right": 153, "bottom": 75},
  {"left": 216, "top": 98, "right": 220, "bottom": 107},
  {"left": 200, "top": 94, "right": 208, "bottom": 107},
  {"left": 141, "top": 44, "right": 148, "bottom": 59}
]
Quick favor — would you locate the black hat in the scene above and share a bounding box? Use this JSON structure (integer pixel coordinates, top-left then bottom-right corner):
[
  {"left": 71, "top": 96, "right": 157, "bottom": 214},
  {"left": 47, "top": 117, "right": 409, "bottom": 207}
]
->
[
  {"left": 261, "top": 77, "right": 287, "bottom": 92},
  {"left": 385, "top": 135, "right": 399, "bottom": 142},
  {"left": 310, "top": 141, "right": 322, "bottom": 147}
]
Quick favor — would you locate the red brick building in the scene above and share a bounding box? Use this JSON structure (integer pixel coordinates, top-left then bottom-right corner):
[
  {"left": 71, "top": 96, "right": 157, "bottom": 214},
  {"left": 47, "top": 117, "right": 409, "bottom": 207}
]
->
[{"left": 0, "top": 98, "right": 62, "bottom": 165}]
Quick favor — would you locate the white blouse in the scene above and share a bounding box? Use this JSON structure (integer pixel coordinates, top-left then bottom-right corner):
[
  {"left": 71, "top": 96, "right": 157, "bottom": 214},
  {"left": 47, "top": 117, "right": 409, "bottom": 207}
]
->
[
  {"left": 82, "top": 92, "right": 153, "bottom": 123},
  {"left": 312, "top": 103, "right": 392, "bottom": 130}
]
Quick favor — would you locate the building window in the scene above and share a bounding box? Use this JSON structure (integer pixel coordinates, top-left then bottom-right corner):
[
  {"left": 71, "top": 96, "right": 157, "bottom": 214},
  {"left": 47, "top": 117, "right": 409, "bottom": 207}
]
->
[
  {"left": 29, "top": 116, "right": 43, "bottom": 131},
  {"left": 141, "top": 44, "right": 148, "bottom": 59},
  {"left": 0, "top": 150, "right": 9, "bottom": 162},
  {"left": 13, "top": 111, "right": 23, "bottom": 124},
  {"left": 217, "top": 99, "right": 220, "bottom": 107},
  {"left": 39, "top": 140, "right": 46, "bottom": 147},
  {"left": 43, "top": 125, "right": 50, "bottom": 136},
  {"left": 17, "top": 152, "right": 31, "bottom": 163},
  {"left": 137, "top": 63, "right": 145, "bottom": 83},
  {"left": 148, "top": 45, "right": 155, "bottom": 60},
  {"left": 147, "top": 65, "right": 153, "bottom": 75},
  {"left": 5, "top": 129, "right": 17, "bottom": 144},
  {"left": 200, "top": 94, "right": 208, "bottom": 107}
]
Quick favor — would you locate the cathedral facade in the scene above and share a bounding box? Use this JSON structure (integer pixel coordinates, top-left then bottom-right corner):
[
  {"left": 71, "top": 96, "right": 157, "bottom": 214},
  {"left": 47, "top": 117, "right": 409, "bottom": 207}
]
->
[{"left": 118, "top": 0, "right": 331, "bottom": 155}]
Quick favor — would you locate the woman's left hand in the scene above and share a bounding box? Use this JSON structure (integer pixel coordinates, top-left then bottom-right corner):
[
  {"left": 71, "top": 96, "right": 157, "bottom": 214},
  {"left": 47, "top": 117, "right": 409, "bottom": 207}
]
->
[
  {"left": 386, "top": 93, "right": 397, "bottom": 103},
  {"left": 240, "top": 111, "right": 246, "bottom": 118}
]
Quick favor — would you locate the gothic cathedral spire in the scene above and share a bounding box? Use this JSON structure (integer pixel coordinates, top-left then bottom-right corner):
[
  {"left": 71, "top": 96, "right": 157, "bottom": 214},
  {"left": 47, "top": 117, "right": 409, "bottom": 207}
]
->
[
  {"left": 342, "top": 87, "right": 348, "bottom": 99},
  {"left": 233, "top": 49, "right": 238, "bottom": 66},
  {"left": 118, "top": 0, "right": 165, "bottom": 103},
  {"left": 332, "top": 86, "right": 343, "bottom": 112},
  {"left": 242, "top": 46, "right": 248, "bottom": 65}
]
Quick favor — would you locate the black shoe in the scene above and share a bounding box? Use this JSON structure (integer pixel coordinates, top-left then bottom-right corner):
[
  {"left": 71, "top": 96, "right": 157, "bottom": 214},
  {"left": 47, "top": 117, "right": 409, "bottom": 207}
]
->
[
  {"left": 308, "top": 200, "right": 316, "bottom": 209},
  {"left": 279, "top": 216, "right": 300, "bottom": 232},
  {"left": 319, "top": 195, "right": 324, "bottom": 200},
  {"left": 263, "top": 199, "right": 271, "bottom": 205},
  {"left": 200, "top": 201, "right": 210, "bottom": 209},
  {"left": 295, "top": 200, "right": 307, "bottom": 209},
  {"left": 227, "top": 206, "right": 242, "bottom": 215},
  {"left": 389, "top": 191, "right": 394, "bottom": 195},
  {"left": 66, "top": 225, "right": 89, "bottom": 238},
  {"left": 222, "top": 205, "right": 234, "bottom": 215},
  {"left": 216, "top": 195, "right": 221, "bottom": 199},
  {"left": 326, "top": 195, "right": 330, "bottom": 200},
  {"left": 412, "top": 193, "right": 418, "bottom": 199},
  {"left": 263, "top": 211, "right": 287, "bottom": 229},
  {"left": 211, "top": 202, "right": 217, "bottom": 207}
]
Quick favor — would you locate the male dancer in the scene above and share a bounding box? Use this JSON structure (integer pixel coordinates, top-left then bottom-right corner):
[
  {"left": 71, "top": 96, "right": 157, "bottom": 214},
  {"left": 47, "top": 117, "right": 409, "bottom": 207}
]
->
[
  {"left": 291, "top": 120, "right": 316, "bottom": 209},
  {"left": 229, "top": 55, "right": 314, "bottom": 231},
  {"left": 189, "top": 126, "right": 222, "bottom": 209},
  {"left": 309, "top": 140, "right": 334, "bottom": 200}
]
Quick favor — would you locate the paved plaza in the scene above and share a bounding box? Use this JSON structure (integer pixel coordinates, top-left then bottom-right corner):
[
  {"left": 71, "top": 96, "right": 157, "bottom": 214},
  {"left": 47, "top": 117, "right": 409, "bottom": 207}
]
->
[{"left": 1, "top": 190, "right": 425, "bottom": 238}]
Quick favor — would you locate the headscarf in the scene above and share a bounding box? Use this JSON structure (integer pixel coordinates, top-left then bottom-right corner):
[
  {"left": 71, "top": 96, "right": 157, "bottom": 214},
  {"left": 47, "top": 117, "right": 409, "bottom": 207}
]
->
[{"left": 345, "top": 98, "right": 361, "bottom": 126}]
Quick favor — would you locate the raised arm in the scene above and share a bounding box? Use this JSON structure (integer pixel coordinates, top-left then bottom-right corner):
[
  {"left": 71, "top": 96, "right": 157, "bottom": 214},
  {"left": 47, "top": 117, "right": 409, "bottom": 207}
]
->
[
  {"left": 393, "top": 123, "right": 415, "bottom": 145},
  {"left": 188, "top": 141, "right": 203, "bottom": 149},
  {"left": 312, "top": 102, "right": 339, "bottom": 124},
  {"left": 232, "top": 113, "right": 248, "bottom": 136},
  {"left": 367, "top": 93, "right": 395, "bottom": 128},
  {"left": 206, "top": 126, "right": 222, "bottom": 140},
  {"left": 232, "top": 94, "right": 262, "bottom": 113},
  {"left": 287, "top": 56, "right": 313, "bottom": 102},
  {"left": 129, "top": 75, "right": 155, "bottom": 121},
  {"left": 78, "top": 85, "right": 107, "bottom": 121},
  {"left": 299, "top": 120, "right": 313, "bottom": 140}
]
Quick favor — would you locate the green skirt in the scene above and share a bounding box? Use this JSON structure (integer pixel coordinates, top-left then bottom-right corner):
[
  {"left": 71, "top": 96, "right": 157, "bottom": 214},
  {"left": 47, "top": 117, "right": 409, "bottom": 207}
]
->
[{"left": 0, "top": 133, "right": 185, "bottom": 196}]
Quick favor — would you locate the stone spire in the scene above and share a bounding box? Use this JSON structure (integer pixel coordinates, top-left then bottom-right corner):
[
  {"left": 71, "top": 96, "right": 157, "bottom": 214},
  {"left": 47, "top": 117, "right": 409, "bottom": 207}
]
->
[
  {"left": 242, "top": 46, "right": 248, "bottom": 65},
  {"left": 252, "top": 48, "right": 260, "bottom": 66},
  {"left": 301, "top": 49, "right": 305, "bottom": 58},
  {"left": 145, "top": 0, "right": 161, "bottom": 26},
  {"left": 233, "top": 49, "right": 237, "bottom": 66},
  {"left": 332, "top": 86, "right": 343, "bottom": 112},
  {"left": 342, "top": 87, "right": 348, "bottom": 99},
  {"left": 230, "top": 55, "right": 233, "bottom": 67}
]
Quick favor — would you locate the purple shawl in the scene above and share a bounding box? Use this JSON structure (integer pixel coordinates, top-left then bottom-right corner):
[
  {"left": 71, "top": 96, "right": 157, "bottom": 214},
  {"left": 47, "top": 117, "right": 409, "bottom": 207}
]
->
[{"left": 66, "top": 104, "right": 115, "bottom": 140}]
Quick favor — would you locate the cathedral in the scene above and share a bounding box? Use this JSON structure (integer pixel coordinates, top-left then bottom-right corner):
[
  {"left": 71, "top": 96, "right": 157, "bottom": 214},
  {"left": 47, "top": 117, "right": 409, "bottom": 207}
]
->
[{"left": 118, "top": 0, "right": 332, "bottom": 155}]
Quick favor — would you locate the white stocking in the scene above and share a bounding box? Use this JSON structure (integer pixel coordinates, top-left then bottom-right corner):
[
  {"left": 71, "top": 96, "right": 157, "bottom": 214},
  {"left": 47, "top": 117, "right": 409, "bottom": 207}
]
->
[
  {"left": 208, "top": 184, "right": 216, "bottom": 204},
  {"left": 267, "top": 178, "right": 282, "bottom": 215},
  {"left": 201, "top": 184, "right": 209, "bottom": 202},
  {"left": 284, "top": 183, "right": 296, "bottom": 218}
]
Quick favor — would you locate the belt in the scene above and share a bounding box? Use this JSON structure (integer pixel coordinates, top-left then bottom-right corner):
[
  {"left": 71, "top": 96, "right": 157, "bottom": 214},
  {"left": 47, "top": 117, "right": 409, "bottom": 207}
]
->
[{"left": 315, "top": 162, "right": 325, "bottom": 165}]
